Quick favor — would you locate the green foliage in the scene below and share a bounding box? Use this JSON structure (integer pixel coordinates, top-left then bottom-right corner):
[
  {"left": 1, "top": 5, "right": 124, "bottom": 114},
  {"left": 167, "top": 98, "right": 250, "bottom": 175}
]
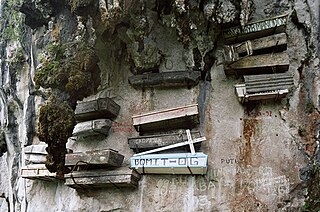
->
[
  {"left": 1, "top": 0, "right": 22, "bottom": 41},
  {"left": 38, "top": 100, "right": 75, "bottom": 174},
  {"left": 35, "top": 41, "right": 101, "bottom": 175},
  {"left": 34, "top": 42, "right": 100, "bottom": 102}
]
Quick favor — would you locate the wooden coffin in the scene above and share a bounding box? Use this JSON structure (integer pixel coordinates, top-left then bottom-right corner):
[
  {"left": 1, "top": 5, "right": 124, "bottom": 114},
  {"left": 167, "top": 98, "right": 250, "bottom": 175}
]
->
[
  {"left": 234, "top": 73, "right": 294, "bottom": 103},
  {"left": 132, "top": 104, "right": 199, "bottom": 133},
  {"left": 224, "top": 14, "right": 288, "bottom": 44},
  {"left": 64, "top": 168, "right": 140, "bottom": 189},
  {"left": 128, "top": 131, "right": 202, "bottom": 153},
  {"left": 75, "top": 97, "right": 120, "bottom": 122},
  {"left": 224, "top": 52, "right": 289, "bottom": 75},
  {"left": 128, "top": 71, "right": 201, "bottom": 88},
  {"left": 72, "top": 119, "right": 112, "bottom": 137},
  {"left": 224, "top": 33, "right": 287, "bottom": 63},
  {"left": 131, "top": 152, "right": 208, "bottom": 175},
  {"left": 24, "top": 144, "right": 47, "bottom": 164},
  {"left": 65, "top": 149, "right": 124, "bottom": 169},
  {"left": 21, "top": 164, "right": 57, "bottom": 181}
]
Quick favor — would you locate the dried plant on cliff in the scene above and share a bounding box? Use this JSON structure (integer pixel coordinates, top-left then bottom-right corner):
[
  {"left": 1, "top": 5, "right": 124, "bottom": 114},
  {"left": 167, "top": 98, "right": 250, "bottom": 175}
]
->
[
  {"left": 35, "top": 41, "right": 100, "bottom": 176},
  {"left": 38, "top": 100, "right": 75, "bottom": 177}
]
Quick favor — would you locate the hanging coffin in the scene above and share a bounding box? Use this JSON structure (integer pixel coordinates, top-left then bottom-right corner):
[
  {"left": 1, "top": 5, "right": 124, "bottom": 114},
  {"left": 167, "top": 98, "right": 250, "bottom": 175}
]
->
[
  {"left": 21, "top": 164, "right": 57, "bottom": 181},
  {"left": 24, "top": 143, "right": 47, "bottom": 164},
  {"left": 224, "top": 52, "right": 289, "bottom": 75},
  {"left": 234, "top": 73, "right": 294, "bottom": 103},
  {"left": 75, "top": 97, "right": 120, "bottom": 122},
  {"left": 64, "top": 168, "right": 140, "bottom": 189},
  {"left": 128, "top": 131, "right": 203, "bottom": 153},
  {"left": 224, "top": 33, "right": 287, "bottom": 64},
  {"left": 128, "top": 71, "right": 201, "bottom": 88},
  {"left": 72, "top": 119, "right": 112, "bottom": 137},
  {"left": 130, "top": 152, "right": 208, "bottom": 175},
  {"left": 65, "top": 149, "right": 124, "bottom": 169},
  {"left": 132, "top": 104, "right": 199, "bottom": 134},
  {"left": 223, "top": 14, "right": 288, "bottom": 44}
]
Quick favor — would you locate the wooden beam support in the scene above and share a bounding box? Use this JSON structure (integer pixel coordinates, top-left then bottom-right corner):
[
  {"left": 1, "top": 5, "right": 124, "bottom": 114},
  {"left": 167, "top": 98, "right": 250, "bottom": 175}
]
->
[{"left": 21, "top": 164, "right": 58, "bottom": 181}]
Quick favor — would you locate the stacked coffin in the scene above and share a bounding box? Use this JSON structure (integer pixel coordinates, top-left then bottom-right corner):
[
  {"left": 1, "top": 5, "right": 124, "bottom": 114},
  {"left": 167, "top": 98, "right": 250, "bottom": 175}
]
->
[
  {"left": 128, "top": 70, "right": 201, "bottom": 89},
  {"left": 21, "top": 143, "right": 58, "bottom": 181},
  {"left": 64, "top": 149, "right": 140, "bottom": 189},
  {"left": 129, "top": 104, "right": 208, "bottom": 175},
  {"left": 223, "top": 14, "right": 294, "bottom": 102},
  {"left": 66, "top": 96, "right": 140, "bottom": 189},
  {"left": 73, "top": 97, "right": 120, "bottom": 137}
]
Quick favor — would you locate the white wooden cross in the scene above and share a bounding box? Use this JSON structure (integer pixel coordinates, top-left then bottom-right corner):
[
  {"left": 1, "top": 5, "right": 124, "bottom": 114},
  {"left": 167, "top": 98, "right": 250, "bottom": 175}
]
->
[
  {"left": 186, "top": 129, "right": 196, "bottom": 155},
  {"left": 133, "top": 129, "right": 205, "bottom": 156}
]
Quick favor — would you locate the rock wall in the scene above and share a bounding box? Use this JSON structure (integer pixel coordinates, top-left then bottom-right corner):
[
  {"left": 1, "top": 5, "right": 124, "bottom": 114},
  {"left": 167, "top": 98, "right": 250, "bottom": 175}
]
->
[{"left": 0, "top": 0, "right": 319, "bottom": 211}]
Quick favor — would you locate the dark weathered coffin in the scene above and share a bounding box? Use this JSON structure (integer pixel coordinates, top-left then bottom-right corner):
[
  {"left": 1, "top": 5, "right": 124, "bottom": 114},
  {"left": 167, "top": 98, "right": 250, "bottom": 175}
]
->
[
  {"left": 64, "top": 168, "right": 140, "bottom": 189},
  {"left": 21, "top": 164, "right": 57, "bottom": 181},
  {"left": 224, "top": 33, "right": 287, "bottom": 63},
  {"left": 75, "top": 98, "right": 120, "bottom": 122},
  {"left": 132, "top": 104, "right": 199, "bottom": 133},
  {"left": 224, "top": 52, "right": 289, "bottom": 75},
  {"left": 130, "top": 152, "right": 208, "bottom": 175},
  {"left": 65, "top": 149, "right": 124, "bottom": 168},
  {"left": 128, "top": 131, "right": 202, "bottom": 153},
  {"left": 224, "top": 14, "right": 288, "bottom": 44},
  {"left": 72, "top": 119, "right": 112, "bottom": 137},
  {"left": 234, "top": 73, "right": 294, "bottom": 103},
  {"left": 24, "top": 144, "right": 47, "bottom": 164},
  {"left": 128, "top": 71, "right": 201, "bottom": 88}
]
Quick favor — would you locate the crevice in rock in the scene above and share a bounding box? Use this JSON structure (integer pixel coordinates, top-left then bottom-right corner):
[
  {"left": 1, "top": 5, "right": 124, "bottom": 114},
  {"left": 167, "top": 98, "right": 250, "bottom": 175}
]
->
[{"left": 0, "top": 193, "right": 10, "bottom": 212}]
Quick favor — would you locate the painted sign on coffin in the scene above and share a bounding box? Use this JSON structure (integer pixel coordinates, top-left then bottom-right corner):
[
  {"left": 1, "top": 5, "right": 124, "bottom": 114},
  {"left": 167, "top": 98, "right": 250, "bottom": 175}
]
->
[{"left": 131, "top": 152, "right": 208, "bottom": 175}]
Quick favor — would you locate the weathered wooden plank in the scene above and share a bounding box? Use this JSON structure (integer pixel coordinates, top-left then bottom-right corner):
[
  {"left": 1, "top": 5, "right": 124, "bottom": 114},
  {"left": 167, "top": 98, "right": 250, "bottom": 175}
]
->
[
  {"left": 224, "top": 33, "right": 287, "bottom": 62},
  {"left": 128, "top": 131, "right": 202, "bottom": 152},
  {"left": 132, "top": 104, "right": 199, "bottom": 133},
  {"left": 128, "top": 71, "right": 201, "bottom": 88},
  {"left": 130, "top": 152, "right": 208, "bottom": 175},
  {"left": 75, "top": 97, "right": 120, "bottom": 122},
  {"left": 65, "top": 149, "right": 124, "bottom": 168},
  {"left": 21, "top": 164, "right": 57, "bottom": 181},
  {"left": 224, "top": 14, "right": 288, "bottom": 44},
  {"left": 64, "top": 168, "right": 140, "bottom": 189},
  {"left": 224, "top": 52, "right": 289, "bottom": 75},
  {"left": 72, "top": 119, "right": 112, "bottom": 137}
]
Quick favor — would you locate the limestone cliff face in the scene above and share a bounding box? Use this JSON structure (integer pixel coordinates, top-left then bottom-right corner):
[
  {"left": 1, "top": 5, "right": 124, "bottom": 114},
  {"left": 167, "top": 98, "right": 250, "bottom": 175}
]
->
[{"left": 0, "top": 0, "right": 319, "bottom": 211}]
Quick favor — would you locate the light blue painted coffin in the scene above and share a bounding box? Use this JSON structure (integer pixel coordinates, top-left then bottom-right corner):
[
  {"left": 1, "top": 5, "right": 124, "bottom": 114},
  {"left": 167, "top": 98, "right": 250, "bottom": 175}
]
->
[{"left": 130, "top": 153, "right": 208, "bottom": 175}]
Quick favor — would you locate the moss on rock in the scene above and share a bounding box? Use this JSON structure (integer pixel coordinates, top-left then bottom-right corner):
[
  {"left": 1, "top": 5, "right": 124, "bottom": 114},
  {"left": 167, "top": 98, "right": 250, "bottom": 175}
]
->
[
  {"left": 35, "top": 41, "right": 101, "bottom": 176},
  {"left": 38, "top": 100, "right": 75, "bottom": 176}
]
